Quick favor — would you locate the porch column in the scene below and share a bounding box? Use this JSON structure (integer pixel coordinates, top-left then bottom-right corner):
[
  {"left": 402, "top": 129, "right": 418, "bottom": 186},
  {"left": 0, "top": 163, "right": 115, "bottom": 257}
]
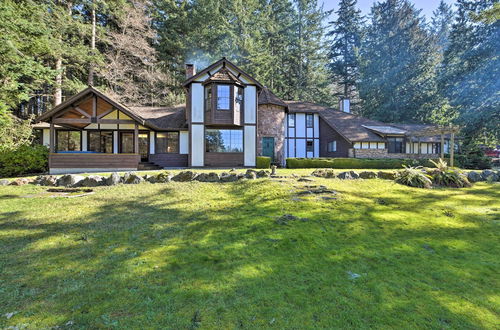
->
[
  {"left": 49, "top": 119, "right": 55, "bottom": 153},
  {"left": 440, "top": 132, "right": 445, "bottom": 159},
  {"left": 82, "top": 131, "right": 88, "bottom": 151},
  {"left": 113, "top": 131, "right": 118, "bottom": 154},
  {"left": 149, "top": 131, "right": 155, "bottom": 155},
  {"left": 134, "top": 123, "right": 139, "bottom": 154},
  {"left": 450, "top": 132, "right": 455, "bottom": 167}
]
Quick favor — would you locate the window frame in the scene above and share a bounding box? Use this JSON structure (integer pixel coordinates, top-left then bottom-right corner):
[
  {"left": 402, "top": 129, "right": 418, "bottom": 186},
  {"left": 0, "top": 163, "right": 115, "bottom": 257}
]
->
[
  {"left": 216, "top": 84, "right": 231, "bottom": 110},
  {"left": 327, "top": 141, "right": 337, "bottom": 152},
  {"left": 204, "top": 85, "right": 212, "bottom": 112},
  {"left": 306, "top": 113, "right": 314, "bottom": 128},
  {"left": 288, "top": 113, "right": 296, "bottom": 127},
  {"left": 205, "top": 129, "right": 243, "bottom": 153},
  {"left": 306, "top": 140, "right": 314, "bottom": 152},
  {"left": 56, "top": 130, "right": 82, "bottom": 152},
  {"left": 87, "top": 130, "right": 114, "bottom": 153},
  {"left": 155, "top": 131, "right": 180, "bottom": 154},
  {"left": 387, "top": 137, "right": 405, "bottom": 153}
]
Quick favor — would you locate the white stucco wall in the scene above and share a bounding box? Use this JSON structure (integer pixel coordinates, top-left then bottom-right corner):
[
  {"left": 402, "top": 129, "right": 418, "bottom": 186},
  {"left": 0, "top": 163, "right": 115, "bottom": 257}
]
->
[
  {"left": 113, "top": 131, "right": 118, "bottom": 153},
  {"left": 244, "top": 86, "right": 256, "bottom": 124},
  {"left": 149, "top": 131, "right": 155, "bottom": 154},
  {"left": 191, "top": 124, "right": 204, "bottom": 166},
  {"left": 179, "top": 131, "right": 189, "bottom": 154},
  {"left": 191, "top": 83, "right": 204, "bottom": 123},
  {"left": 244, "top": 125, "right": 256, "bottom": 166},
  {"left": 42, "top": 129, "right": 50, "bottom": 147},
  {"left": 81, "top": 131, "right": 88, "bottom": 151}
]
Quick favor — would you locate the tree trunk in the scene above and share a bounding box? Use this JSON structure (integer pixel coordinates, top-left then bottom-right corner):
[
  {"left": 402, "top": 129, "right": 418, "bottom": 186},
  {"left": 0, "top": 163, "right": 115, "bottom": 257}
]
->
[{"left": 88, "top": 3, "right": 96, "bottom": 86}]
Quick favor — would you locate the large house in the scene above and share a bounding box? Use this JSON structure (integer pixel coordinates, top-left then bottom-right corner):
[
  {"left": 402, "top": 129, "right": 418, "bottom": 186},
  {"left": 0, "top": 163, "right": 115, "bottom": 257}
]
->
[{"left": 35, "top": 58, "right": 454, "bottom": 174}]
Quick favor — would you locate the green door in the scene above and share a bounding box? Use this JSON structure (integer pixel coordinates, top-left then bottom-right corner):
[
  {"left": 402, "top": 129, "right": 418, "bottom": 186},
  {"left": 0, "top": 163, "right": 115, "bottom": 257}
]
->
[{"left": 262, "top": 137, "right": 275, "bottom": 161}]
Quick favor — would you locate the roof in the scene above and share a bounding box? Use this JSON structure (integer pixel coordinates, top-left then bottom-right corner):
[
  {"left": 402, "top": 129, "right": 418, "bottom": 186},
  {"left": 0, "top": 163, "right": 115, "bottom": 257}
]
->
[
  {"left": 129, "top": 105, "right": 187, "bottom": 130},
  {"left": 183, "top": 57, "right": 263, "bottom": 88},
  {"left": 285, "top": 100, "right": 331, "bottom": 113},
  {"left": 319, "top": 110, "right": 388, "bottom": 142},
  {"left": 258, "top": 88, "right": 287, "bottom": 107},
  {"left": 362, "top": 125, "right": 407, "bottom": 135},
  {"left": 203, "top": 67, "right": 243, "bottom": 86}
]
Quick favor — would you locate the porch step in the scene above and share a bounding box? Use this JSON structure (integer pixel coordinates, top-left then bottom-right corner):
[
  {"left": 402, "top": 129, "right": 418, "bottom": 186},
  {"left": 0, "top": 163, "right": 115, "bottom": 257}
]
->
[{"left": 138, "top": 162, "right": 162, "bottom": 171}]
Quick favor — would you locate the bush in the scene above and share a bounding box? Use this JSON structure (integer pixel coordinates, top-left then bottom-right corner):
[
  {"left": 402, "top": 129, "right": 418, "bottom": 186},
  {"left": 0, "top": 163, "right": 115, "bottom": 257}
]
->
[
  {"left": 286, "top": 157, "right": 443, "bottom": 169},
  {"left": 429, "top": 159, "right": 471, "bottom": 188},
  {"left": 454, "top": 146, "right": 492, "bottom": 169},
  {"left": 256, "top": 156, "right": 271, "bottom": 169},
  {"left": 395, "top": 166, "right": 433, "bottom": 189},
  {"left": 0, "top": 144, "right": 48, "bottom": 177}
]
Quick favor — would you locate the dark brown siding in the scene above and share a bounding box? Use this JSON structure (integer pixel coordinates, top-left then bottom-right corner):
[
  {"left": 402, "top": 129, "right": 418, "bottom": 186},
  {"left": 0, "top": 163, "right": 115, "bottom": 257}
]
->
[
  {"left": 319, "top": 118, "right": 351, "bottom": 157},
  {"left": 204, "top": 152, "right": 244, "bottom": 167},
  {"left": 49, "top": 153, "right": 140, "bottom": 168},
  {"left": 149, "top": 154, "right": 188, "bottom": 167}
]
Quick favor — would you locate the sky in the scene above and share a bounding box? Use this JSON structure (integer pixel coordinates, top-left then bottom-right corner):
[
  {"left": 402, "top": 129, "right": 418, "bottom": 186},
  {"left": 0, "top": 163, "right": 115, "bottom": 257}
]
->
[{"left": 323, "top": 0, "right": 457, "bottom": 20}]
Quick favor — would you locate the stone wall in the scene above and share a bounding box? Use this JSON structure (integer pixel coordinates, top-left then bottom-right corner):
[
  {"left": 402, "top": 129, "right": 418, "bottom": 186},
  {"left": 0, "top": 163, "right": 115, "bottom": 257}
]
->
[
  {"left": 257, "top": 104, "right": 286, "bottom": 164},
  {"left": 351, "top": 148, "right": 440, "bottom": 159}
]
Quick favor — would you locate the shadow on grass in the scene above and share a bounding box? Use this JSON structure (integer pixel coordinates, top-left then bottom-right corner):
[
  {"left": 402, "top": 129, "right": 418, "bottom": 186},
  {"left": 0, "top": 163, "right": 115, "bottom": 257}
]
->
[{"left": 0, "top": 180, "right": 498, "bottom": 328}]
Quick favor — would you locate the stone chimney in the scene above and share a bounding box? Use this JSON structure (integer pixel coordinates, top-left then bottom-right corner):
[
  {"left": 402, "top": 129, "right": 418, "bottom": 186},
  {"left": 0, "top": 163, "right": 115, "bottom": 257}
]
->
[
  {"left": 339, "top": 98, "right": 350, "bottom": 113},
  {"left": 185, "top": 64, "right": 196, "bottom": 79}
]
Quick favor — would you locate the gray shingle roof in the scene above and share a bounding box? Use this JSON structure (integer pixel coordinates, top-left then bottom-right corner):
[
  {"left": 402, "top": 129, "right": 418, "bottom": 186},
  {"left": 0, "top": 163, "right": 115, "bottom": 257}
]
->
[
  {"left": 258, "top": 88, "right": 287, "bottom": 107},
  {"left": 129, "top": 105, "right": 187, "bottom": 130}
]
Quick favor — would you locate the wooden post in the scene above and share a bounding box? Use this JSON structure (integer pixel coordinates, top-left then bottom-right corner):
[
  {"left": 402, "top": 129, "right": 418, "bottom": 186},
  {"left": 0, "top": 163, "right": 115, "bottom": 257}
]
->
[
  {"left": 49, "top": 119, "right": 55, "bottom": 153},
  {"left": 440, "top": 132, "right": 445, "bottom": 160},
  {"left": 134, "top": 123, "right": 139, "bottom": 154},
  {"left": 92, "top": 95, "right": 97, "bottom": 118},
  {"left": 418, "top": 137, "right": 421, "bottom": 156},
  {"left": 450, "top": 132, "right": 455, "bottom": 167}
]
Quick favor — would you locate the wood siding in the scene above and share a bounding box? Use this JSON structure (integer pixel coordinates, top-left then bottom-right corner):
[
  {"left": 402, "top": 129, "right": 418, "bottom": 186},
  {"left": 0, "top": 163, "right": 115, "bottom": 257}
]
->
[
  {"left": 49, "top": 153, "right": 140, "bottom": 168},
  {"left": 204, "top": 152, "right": 244, "bottom": 167},
  {"left": 319, "top": 118, "right": 351, "bottom": 158},
  {"left": 149, "top": 154, "right": 188, "bottom": 167}
]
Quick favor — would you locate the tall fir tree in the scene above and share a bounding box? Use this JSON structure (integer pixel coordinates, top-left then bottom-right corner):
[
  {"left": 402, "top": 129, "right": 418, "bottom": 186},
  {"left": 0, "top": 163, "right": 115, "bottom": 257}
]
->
[
  {"left": 327, "top": 0, "right": 363, "bottom": 103},
  {"left": 430, "top": 0, "right": 455, "bottom": 53}
]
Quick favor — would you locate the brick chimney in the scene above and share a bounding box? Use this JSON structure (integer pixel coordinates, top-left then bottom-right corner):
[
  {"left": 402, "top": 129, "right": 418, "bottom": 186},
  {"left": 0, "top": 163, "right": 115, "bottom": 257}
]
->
[
  {"left": 339, "top": 98, "right": 350, "bottom": 113},
  {"left": 185, "top": 64, "right": 196, "bottom": 79}
]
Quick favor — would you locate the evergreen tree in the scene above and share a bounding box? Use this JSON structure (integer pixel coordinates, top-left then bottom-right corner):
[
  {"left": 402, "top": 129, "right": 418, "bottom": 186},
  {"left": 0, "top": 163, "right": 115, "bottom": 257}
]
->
[
  {"left": 358, "top": 0, "right": 441, "bottom": 123},
  {"left": 327, "top": 0, "right": 363, "bottom": 101},
  {"left": 430, "top": 0, "right": 454, "bottom": 52}
]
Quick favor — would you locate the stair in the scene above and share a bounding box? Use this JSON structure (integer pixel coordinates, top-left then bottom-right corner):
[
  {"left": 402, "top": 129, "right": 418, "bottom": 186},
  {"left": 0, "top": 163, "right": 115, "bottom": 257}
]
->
[{"left": 138, "top": 162, "right": 162, "bottom": 171}]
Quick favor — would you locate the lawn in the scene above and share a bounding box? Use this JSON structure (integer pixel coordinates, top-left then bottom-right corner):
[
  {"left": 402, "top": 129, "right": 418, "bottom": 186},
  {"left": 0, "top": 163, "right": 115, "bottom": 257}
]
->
[{"left": 0, "top": 174, "right": 499, "bottom": 329}]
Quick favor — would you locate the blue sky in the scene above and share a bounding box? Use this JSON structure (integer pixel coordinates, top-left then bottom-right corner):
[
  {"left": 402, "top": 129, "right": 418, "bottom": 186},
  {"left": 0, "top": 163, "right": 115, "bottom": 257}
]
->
[{"left": 323, "top": 0, "right": 457, "bottom": 20}]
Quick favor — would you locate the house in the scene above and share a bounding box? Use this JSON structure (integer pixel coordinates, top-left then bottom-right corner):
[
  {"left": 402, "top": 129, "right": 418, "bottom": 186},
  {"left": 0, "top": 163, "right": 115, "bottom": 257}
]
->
[{"left": 34, "top": 58, "right": 456, "bottom": 174}]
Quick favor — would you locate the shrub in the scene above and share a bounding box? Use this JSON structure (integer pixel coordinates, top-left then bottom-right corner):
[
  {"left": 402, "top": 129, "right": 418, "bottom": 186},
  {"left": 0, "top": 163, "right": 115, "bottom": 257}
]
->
[
  {"left": 395, "top": 166, "right": 432, "bottom": 189},
  {"left": 429, "top": 159, "right": 471, "bottom": 188},
  {"left": 454, "top": 145, "right": 491, "bottom": 169},
  {"left": 256, "top": 156, "right": 271, "bottom": 169},
  {"left": 0, "top": 144, "right": 48, "bottom": 177},
  {"left": 286, "top": 157, "right": 444, "bottom": 169}
]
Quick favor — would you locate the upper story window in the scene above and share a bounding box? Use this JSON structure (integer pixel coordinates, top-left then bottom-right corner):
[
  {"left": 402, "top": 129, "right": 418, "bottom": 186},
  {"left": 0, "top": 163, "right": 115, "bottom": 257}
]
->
[
  {"left": 235, "top": 87, "right": 243, "bottom": 112},
  {"left": 306, "top": 114, "right": 314, "bottom": 128},
  {"left": 288, "top": 113, "right": 295, "bottom": 127},
  {"left": 217, "top": 85, "right": 231, "bottom": 110},
  {"left": 327, "top": 141, "right": 337, "bottom": 152},
  {"left": 205, "top": 86, "right": 212, "bottom": 112}
]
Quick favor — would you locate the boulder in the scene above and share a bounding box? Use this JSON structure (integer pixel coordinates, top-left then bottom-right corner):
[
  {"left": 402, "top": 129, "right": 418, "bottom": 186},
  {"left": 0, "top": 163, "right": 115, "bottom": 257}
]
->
[
  {"left": 0, "top": 179, "right": 10, "bottom": 186},
  {"left": 256, "top": 170, "right": 270, "bottom": 178},
  {"left": 337, "top": 171, "right": 358, "bottom": 180},
  {"left": 124, "top": 172, "right": 143, "bottom": 184},
  {"left": 481, "top": 170, "right": 498, "bottom": 182},
  {"left": 271, "top": 165, "right": 277, "bottom": 176},
  {"left": 467, "top": 171, "right": 483, "bottom": 183},
  {"left": 311, "top": 169, "right": 336, "bottom": 178},
  {"left": 219, "top": 172, "right": 239, "bottom": 182},
  {"left": 106, "top": 172, "right": 121, "bottom": 186},
  {"left": 57, "top": 174, "right": 84, "bottom": 187},
  {"left": 172, "top": 171, "right": 197, "bottom": 182},
  {"left": 195, "top": 172, "right": 220, "bottom": 182},
  {"left": 9, "top": 178, "right": 33, "bottom": 186},
  {"left": 34, "top": 175, "right": 58, "bottom": 186},
  {"left": 143, "top": 174, "right": 155, "bottom": 183},
  {"left": 80, "top": 175, "right": 105, "bottom": 187},
  {"left": 155, "top": 171, "right": 172, "bottom": 183},
  {"left": 359, "top": 171, "right": 377, "bottom": 179},
  {"left": 377, "top": 171, "right": 397, "bottom": 180},
  {"left": 245, "top": 169, "right": 257, "bottom": 180}
]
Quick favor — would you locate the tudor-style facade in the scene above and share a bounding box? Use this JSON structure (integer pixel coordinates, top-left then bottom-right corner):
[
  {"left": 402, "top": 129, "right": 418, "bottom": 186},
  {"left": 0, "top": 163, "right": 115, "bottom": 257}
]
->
[{"left": 34, "top": 58, "right": 457, "bottom": 174}]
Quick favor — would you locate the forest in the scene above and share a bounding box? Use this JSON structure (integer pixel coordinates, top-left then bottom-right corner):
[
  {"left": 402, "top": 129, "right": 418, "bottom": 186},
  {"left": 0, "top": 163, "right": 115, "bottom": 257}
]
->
[{"left": 0, "top": 0, "right": 498, "bottom": 150}]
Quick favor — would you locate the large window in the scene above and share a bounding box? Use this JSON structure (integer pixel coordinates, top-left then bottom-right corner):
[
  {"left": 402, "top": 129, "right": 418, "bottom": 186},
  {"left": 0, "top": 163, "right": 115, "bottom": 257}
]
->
[
  {"left": 88, "top": 131, "right": 113, "bottom": 153},
  {"left": 306, "top": 114, "right": 314, "bottom": 128},
  {"left": 217, "top": 85, "right": 230, "bottom": 110},
  {"left": 156, "top": 132, "right": 179, "bottom": 153},
  {"left": 327, "top": 141, "right": 337, "bottom": 152},
  {"left": 57, "top": 131, "right": 81, "bottom": 151},
  {"left": 205, "top": 86, "right": 212, "bottom": 112},
  {"left": 288, "top": 114, "right": 295, "bottom": 127},
  {"left": 205, "top": 129, "right": 243, "bottom": 152},
  {"left": 387, "top": 137, "right": 404, "bottom": 153},
  {"left": 306, "top": 140, "right": 314, "bottom": 152},
  {"left": 120, "top": 132, "right": 134, "bottom": 153}
]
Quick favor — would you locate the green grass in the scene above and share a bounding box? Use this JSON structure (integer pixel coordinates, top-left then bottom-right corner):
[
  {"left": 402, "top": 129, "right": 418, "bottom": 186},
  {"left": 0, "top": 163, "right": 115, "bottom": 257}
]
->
[{"left": 0, "top": 174, "right": 499, "bottom": 328}]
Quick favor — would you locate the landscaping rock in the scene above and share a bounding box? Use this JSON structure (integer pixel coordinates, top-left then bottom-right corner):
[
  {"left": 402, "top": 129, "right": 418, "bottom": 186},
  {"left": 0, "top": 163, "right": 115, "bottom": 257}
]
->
[
  {"left": 195, "top": 172, "right": 220, "bottom": 182},
  {"left": 311, "top": 169, "right": 336, "bottom": 178},
  {"left": 481, "top": 170, "right": 498, "bottom": 182},
  {"left": 80, "top": 175, "right": 105, "bottom": 187},
  {"left": 337, "top": 171, "right": 358, "bottom": 180},
  {"left": 467, "top": 171, "right": 483, "bottom": 183},
  {"left": 245, "top": 169, "right": 257, "bottom": 180},
  {"left": 123, "top": 172, "right": 143, "bottom": 184},
  {"left": 34, "top": 175, "right": 58, "bottom": 186},
  {"left": 298, "top": 177, "right": 314, "bottom": 182},
  {"left": 271, "top": 165, "right": 277, "bottom": 175},
  {"left": 0, "top": 179, "right": 9, "bottom": 186},
  {"left": 377, "top": 171, "right": 396, "bottom": 180},
  {"left": 57, "top": 174, "right": 84, "bottom": 187},
  {"left": 359, "top": 171, "right": 377, "bottom": 179},
  {"left": 219, "top": 172, "right": 239, "bottom": 182},
  {"left": 106, "top": 172, "right": 121, "bottom": 186},
  {"left": 256, "top": 170, "right": 270, "bottom": 178},
  {"left": 9, "top": 178, "right": 33, "bottom": 186},
  {"left": 155, "top": 171, "right": 172, "bottom": 183},
  {"left": 172, "top": 171, "right": 197, "bottom": 182}
]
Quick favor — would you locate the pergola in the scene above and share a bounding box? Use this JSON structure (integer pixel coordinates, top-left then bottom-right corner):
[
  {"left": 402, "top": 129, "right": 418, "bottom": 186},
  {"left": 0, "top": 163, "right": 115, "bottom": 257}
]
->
[{"left": 406, "top": 124, "right": 460, "bottom": 166}]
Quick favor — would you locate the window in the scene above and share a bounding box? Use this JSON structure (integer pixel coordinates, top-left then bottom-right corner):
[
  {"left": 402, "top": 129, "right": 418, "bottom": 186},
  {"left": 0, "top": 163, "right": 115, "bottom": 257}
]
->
[
  {"left": 120, "top": 132, "right": 134, "bottom": 153},
  {"left": 205, "top": 129, "right": 243, "bottom": 152},
  {"left": 306, "top": 140, "right": 314, "bottom": 152},
  {"left": 57, "top": 131, "right": 81, "bottom": 151},
  {"left": 327, "top": 141, "right": 337, "bottom": 152},
  {"left": 288, "top": 114, "right": 295, "bottom": 127},
  {"left": 387, "top": 137, "right": 404, "bottom": 153},
  {"left": 217, "top": 85, "right": 230, "bottom": 110},
  {"left": 306, "top": 114, "right": 314, "bottom": 128},
  {"left": 32, "top": 129, "right": 43, "bottom": 145},
  {"left": 88, "top": 131, "right": 113, "bottom": 153},
  {"left": 235, "top": 87, "right": 243, "bottom": 112},
  {"left": 156, "top": 132, "right": 179, "bottom": 153},
  {"left": 205, "top": 86, "right": 212, "bottom": 112}
]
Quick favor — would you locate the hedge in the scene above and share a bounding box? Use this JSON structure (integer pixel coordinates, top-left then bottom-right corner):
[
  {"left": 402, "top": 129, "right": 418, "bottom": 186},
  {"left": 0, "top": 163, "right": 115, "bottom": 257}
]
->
[
  {"left": 286, "top": 157, "right": 444, "bottom": 169},
  {"left": 0, "top": 145, "right": 49, "bottom": 177},
  {"left": 256, "top": 156, "right": 271, "bottom": 169}
]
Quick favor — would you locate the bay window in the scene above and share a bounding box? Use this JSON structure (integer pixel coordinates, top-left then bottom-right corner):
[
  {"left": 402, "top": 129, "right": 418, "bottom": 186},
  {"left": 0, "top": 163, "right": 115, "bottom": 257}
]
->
[{"left": 217, "top": 85, "right": 231, "bottom": 110}]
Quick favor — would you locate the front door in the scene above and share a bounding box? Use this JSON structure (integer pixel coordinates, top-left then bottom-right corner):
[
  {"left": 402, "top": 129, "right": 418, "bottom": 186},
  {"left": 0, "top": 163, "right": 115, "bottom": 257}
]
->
[
  {"left": 138, "top": 133, "right": 149, "bottom": 162},
  {"left": 262, "top": 137, "right": 275, "bottom": 161}
]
